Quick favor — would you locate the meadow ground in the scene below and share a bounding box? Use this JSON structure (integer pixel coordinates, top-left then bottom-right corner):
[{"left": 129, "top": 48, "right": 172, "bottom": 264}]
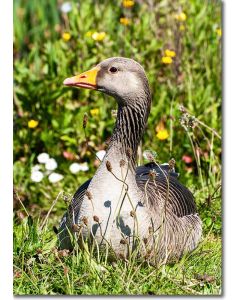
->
[{"left": 13, "top": 0, "right": 222, "bottom": 295}]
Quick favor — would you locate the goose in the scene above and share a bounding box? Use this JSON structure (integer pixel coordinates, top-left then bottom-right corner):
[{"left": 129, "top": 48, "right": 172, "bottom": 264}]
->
[{"left": 59, "top": 57, "right": 202, "bottom": 263}]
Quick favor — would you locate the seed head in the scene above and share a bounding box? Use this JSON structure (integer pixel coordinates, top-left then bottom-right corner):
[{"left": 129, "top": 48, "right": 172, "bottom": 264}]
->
[
  {"left": 85, "top": 190, "right": 92, "bottom": 200},
  {"left": 149, "top": 169, "right": 157, "bottom": 180},
  {"left": 126, "top": 147, "right": 133, "bottom": 158},
  {"left": 168, "top": 158, "right": 176, "bottom": 171},
  {"left": 143, "top": 237, "right": 148, "bottom": 245},
  {"left": 72, "top": 224, "right": 80, "bottom": 232},
  {"left": 119, "top": 159, "right": 126, "bottom": 167},
  {"left": 106, "top": 160, "right": 112, "bottom": 172},
  {"left": 62, "top": 192, "right": 72, "bottom": 203},
  {"left": 58, "top": 249, "right": 70, "bottom": 258},
  {"left": 93, "top": 215, "right": 99, "bottom": 223},
  {"left": 83, "top": 113, "right": 88, "bottom": 129},
  {"left": 120, "top": 238, "right": 128, "bottom": 245},
  {"left": 64, "top": 266, "right": 69, "bottom": 276},
  {"left": 143, "top": 150, "right": 157, "bottom": 162},
  {"left": 82, "top": 216, "right": 88, "bottom": 226},
  {"left": 119, "top": 253, "right": 126, "bottom": 260},
  {"left": 130, "top": 210, "right": 136, "bottom": 218},
  {"left": 148, "top": 226, "right": 153, "bottom": 234},
  {"left": 179, "top": 105, "right": 187, "bottom": 113}
]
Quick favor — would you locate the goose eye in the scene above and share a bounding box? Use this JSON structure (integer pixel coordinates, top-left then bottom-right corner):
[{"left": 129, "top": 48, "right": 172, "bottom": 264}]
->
[{"left": 109, "top": 66, "right": 118, "bottom": 73}]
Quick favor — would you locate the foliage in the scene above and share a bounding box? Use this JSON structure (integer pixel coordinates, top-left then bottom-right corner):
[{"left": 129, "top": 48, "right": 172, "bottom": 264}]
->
[{"left": 13, "top": 0, "right": 222, "bottom": 295}]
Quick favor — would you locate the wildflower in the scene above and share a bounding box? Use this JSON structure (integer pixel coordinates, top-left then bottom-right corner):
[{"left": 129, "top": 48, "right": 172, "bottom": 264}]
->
[
  {"left": 63, "top": 151, "right": 75, "bottom": 160},
  {"left": 92, "top": 32, "right": 106, "bottom": 41},
  {"left": 85, "top": 31, "right": 93, "bottom": 37},
  {"left": 62, "top": 32, "right": 71, "bottom": 42},
  {"left": 179, "top": 24, "right": 185, "bottom": 31},
  {"left": 90, "top": 108, "right": 100, "bottom": 116},
  {"left": 69, "top": 162, "right": 89, "bottom": 174},
  {"left": 45, "top": 158, "right": 58, "bottom": 171},
  {"left": 156, "top": 129, "right": 169, "bottom": 140},
  {"left": 120, "top": 17, "right": 131, "bottom": 26},
  {"left": 28, "top": 119, "right": 38, "bottom": 128},
  {"left": 31, "top": 164, "right": 41, "bottom": 172},
  {"left": 96, "top": 150, "right": 106, "bottom": 161},
  {"left": 48, "top": 172, "right": 63, "bottom": 183},
  {"left": 37, "top": 153, "right": 50, "bottom": 164},
  {"left": 164, "top": 49, "right": 176, "bottom": 57},
  {"left": 60, "top": 2, "right": 72, "bottom": 13},
  {"left": 31, "top": 170, "right": 44, "bottom": 182},
  {"left": 161, "top": 56, "right": 173, "bottom": 64},
  {"left": 174, "top": 12, "right": 187, "bottom": 22},
  {"left": 182, "top": 155, "right": 193, "bottom": 164},
  {"left": 216, "top": 28, "right": 222, "bottom": 37},
  {"left": 122, "top": 0, "right": 135, "bottom": 8}
]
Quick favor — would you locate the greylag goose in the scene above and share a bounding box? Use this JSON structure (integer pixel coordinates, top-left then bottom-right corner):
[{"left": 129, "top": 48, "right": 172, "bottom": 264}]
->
[{"left": 59, "top": 57, "right": 202, "bottom": 263}]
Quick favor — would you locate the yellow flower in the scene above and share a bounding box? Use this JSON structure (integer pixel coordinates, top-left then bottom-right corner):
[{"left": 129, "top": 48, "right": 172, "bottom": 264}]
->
[
  {"left": 156, "top": 129, "right": 169, "bottom": 140},
  {"left": 164, "top": 49, "right": 176, "bottom": 58},
  {"left": 85, "top": 31, "right": 93, "bottom": 37},
  {"left": 122, "top": 0, "right": 135, "bottom": 8},
  {"left": 161, "top": 56, "right": 173, "bottom": 64},
  {"left": 120, "top": 17, "right": 131, "bottom": 26},
  {"left": 179, "top": 24, "right": 185, "bottom": 31},
  {"left": 92, "top": 31, "right": 106, "bottom": 41},
  {"left": 175, "top": 12, "right": 187, "bottom": 22},
  {"left": 216, "top": 28, "right": 222, "bottom": 37},
  {"left": 28, "top": 119, "right": 39, "bottom": 128},
  {"left": 90, "top": 108, "right": 100, "bottom": 116},
  {"left": 62, "top": 32, "right": 71, "bottom": 42}
]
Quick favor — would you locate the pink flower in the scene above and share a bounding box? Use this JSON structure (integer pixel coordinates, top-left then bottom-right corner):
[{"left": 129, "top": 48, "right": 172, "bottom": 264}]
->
[
  {"left": 63, "top": 151, "right": 75, "bottom": 161},
  {"left": 182, "top": 155, "right": 193, "bottom": 164}
]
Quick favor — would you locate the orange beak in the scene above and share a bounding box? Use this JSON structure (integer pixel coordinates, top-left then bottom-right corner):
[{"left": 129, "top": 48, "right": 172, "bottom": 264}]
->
[{"left": 63, "top": 66, "right": 100, "bottom": 90}]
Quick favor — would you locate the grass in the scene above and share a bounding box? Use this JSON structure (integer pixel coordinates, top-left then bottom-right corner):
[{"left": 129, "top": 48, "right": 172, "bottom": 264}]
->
[
  {"left": 13, "top": 0, "right": 222, "bottom": 295},
  {"left": 13, "top": 206, "right": 221, "bottom": 295}
]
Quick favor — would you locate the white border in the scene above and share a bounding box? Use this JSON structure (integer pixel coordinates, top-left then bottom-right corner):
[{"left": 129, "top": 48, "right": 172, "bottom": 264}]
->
[
  {"left": 0, "top": 0, "right": 13, "bottom": 299},
  {"left": 1, "top": 0, "right": 240, "bottom": 299}
]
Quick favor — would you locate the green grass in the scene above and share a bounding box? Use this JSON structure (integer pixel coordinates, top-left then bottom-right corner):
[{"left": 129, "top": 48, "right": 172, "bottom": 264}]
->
[
  {"left": 13, "top": 211, "right": 221, "bottom": 295},
  {"left": 13, "top": 0, "right": 222, "bottom": 295}
]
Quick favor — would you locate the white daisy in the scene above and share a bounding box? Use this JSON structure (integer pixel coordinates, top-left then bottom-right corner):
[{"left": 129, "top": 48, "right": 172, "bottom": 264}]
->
[
  {"left": 45, "top": 158, "right": 58, "bottom": 171},
  {"left": 37, "top": 153, "right": 50, "bottom": 164},
  {"left": 31, "top": 171, "right": 44, "bottom": 182},
  {"left": 60, "top": 2, "right": 72, "bottom": 13},
  {"left": 31, "top": 164, "right": 41, "bottom": 172},
  {"left": 69, "top": 162, "right": 89, "bottom": 174},
  {"left": 48, "top": 172, "right": 63, "bottom": 183}
]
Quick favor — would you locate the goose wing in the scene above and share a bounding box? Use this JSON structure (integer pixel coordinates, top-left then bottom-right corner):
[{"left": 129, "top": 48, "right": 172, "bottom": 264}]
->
[
  {"left": 58, "top": 179, "right": 91, "bottom": 249},
  {"left": 136, "top": 162, "right": 197, "bottom": 217}
]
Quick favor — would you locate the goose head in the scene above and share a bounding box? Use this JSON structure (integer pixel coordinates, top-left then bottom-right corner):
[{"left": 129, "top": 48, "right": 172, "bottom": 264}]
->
[{"left": 63, "top": 57, "right": 151, "bottom": 106}]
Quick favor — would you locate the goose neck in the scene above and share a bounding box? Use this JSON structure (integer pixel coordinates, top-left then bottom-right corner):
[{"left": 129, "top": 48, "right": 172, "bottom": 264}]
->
[{"left": 108, "top": 96, "right": 151, "bottom": 168}]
